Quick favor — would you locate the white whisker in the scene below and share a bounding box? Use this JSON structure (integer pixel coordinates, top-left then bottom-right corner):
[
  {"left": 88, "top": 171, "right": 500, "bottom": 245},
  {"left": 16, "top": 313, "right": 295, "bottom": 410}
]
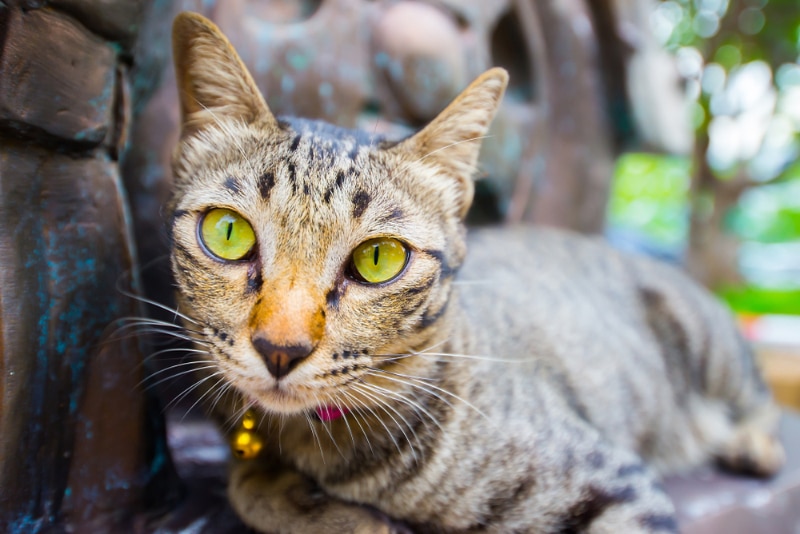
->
[
  {"left": 117, "top": 285, "right": 202, "bottom": 326},
  {"left": 143, "top": 363, "right": 217, "bottom": 390},
  {"left": 361, "top": 380, "right": 446, "bottom": 437},
  {"left": 366, "top": 367, "right": 489, "bottom": 421},
  {"left": 304, "top": 411, "right": 326, "bottom": 465},
  {"left": 165, "top": 370, "right": 226, "bottom": 412},
  {"left": 311, "top": 391, "right": 346, "bottom": 459},
  {"left": 348, "top": 383, "right": 410, "bottom": 459},
  {"left": 182, "top": 375, "right": 230, "bottom": 422},
  {"left": 336, "top": 390, "right": 375, "bottom": 455},
  {"left": 355, "top": 382, "right": 422, "bottom": 460},
  {"left": 142, "top": 346, "right": 210, "bottom": 365},
  {"left": 328, "top": 394, "right": 357, "bottom": 451}
]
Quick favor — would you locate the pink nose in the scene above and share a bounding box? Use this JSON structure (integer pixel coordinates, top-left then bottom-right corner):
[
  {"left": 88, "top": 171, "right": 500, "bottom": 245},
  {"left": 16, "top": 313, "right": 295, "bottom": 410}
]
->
[{"left": 251, "top": 336, "right": 312, "bottom": 379}]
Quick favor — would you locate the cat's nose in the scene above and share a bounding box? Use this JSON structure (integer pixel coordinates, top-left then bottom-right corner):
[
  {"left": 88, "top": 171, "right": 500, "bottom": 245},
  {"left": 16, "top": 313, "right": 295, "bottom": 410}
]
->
[{"left": 251, "top": 336, "right": 312, "bottom": 380}]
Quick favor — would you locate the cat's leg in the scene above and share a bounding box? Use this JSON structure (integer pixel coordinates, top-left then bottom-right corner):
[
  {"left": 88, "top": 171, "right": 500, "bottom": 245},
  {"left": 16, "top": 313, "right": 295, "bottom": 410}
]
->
[
  {"left": 228, "top": 459, "right": 405, "bottom": 534},
  {"left": 638, "top": 265, "right": 784, "bottom": 477},
  {"left": 715, "top": 398, "right": 784, "bottom": 477},
  {"left": 565, "top": 450, "right": 679, "bottom": 534},
  {"left": 688, "top": 311, "right": 784, "bottom": 477},
  {"left": 534, "top": 419, "right": 679, "bottom": 534}
]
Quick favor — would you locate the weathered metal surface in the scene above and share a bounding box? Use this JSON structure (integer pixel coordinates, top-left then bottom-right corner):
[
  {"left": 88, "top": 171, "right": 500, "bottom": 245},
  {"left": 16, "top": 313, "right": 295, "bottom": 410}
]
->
[
  {"left": 0, "top": 7, "right": 116, "bottom": 146},
  {"left": 0, "top": 1, "right": 177, "bottom": 531},
  {"left": 0, "top": 145, "right": 149, "bottom": 530},
  {"left": 48, "top": 0, "right": 148, "bottom": 49},
  {"left": 507, "top": 0, "right": 614, "bottom": 230},
  {"left": 4, "top": 0, "right": 147, "bottom": 49}
]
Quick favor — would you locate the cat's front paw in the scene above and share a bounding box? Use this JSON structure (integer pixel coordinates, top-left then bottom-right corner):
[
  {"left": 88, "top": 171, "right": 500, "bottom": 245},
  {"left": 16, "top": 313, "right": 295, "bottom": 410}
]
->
[{"left": 229, "top": 461, "right": 406, "bottom": 534}]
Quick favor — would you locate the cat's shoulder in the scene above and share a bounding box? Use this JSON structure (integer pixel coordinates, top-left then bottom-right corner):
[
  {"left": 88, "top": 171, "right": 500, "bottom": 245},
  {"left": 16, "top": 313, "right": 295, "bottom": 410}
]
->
[
  {"left": 465, "top": 225, "right": 627, "bottom": 268},
  {"left": 462, "top": 224, "right": 695, "bottom": 295}
]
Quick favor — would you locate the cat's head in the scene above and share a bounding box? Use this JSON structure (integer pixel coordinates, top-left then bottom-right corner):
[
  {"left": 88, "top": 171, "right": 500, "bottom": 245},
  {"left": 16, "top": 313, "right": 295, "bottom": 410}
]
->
[{"left": 169, "top": 12, "right": 507, "bottom": 415}]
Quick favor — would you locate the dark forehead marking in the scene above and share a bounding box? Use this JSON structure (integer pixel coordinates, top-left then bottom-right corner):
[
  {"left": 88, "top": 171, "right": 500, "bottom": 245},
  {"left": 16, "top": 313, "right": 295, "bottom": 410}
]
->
[
  {"left": 258, "top": 172, "right": 275, "bottom": 200},
  {"left": 335, "top": 170, "right": 347, "bottom": 188},
  {"left": 323, "top": 170, "right": 347, "bottom": 204},
  {"left": 278, "top": 116, "right": 385, "bottom": 156},
  {"left": 290, "top": 134, "right": 302, "bottom": 152},
  {"left": 352, "top": 190, "right": 371, "bottom": 218},
  {"left": 223, "top": 176, "right": 242, "bottom": 195},
  {"left": 277, "top": 117, "right": 390, "bottom": 202},
  {"left": 378, "top": 207, "right": 405, "bottom": 224},
  {"left": 287, "top": 163, "right": 297, "bottom": 192}
]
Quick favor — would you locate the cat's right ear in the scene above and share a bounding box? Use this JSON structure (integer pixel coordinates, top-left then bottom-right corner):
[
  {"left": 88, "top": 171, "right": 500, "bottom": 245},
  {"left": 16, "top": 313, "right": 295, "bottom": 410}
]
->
[{"left": 172, "top": 12, "right": 279, "bottom": 138}]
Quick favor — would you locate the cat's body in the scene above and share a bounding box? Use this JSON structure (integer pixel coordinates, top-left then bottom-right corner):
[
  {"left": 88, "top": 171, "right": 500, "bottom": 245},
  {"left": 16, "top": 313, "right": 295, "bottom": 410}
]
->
[{"left": 168, "top": 13, "right": 783, "bottom": 533}]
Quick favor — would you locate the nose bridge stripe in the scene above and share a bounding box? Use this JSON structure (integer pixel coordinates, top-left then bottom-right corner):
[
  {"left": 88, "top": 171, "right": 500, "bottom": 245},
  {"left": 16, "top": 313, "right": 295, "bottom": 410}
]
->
[{"left": 251, "top": 284, "right": 326, "bottom": 345}]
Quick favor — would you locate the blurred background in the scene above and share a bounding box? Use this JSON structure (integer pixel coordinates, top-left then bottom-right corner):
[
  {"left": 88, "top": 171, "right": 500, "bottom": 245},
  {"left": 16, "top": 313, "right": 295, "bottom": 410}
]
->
[
  {"left": 2, "top": 0, "right": 800, "bottom": 530},
  {"left": 609, "top": 0, "right": 800, "bottom": 314},
  {"left": 602, "top": 0, "right": 800, "bottom": 409}
]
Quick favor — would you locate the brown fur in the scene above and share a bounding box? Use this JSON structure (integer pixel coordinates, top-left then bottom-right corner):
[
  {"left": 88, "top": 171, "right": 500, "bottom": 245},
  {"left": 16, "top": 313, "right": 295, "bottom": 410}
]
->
[{"left": 167, "top": 12, "right": 784, "bottom": 533}]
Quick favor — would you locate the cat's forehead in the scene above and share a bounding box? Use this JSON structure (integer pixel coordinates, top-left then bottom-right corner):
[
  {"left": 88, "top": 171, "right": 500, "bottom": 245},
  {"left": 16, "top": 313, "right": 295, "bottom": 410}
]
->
[
  {"left": 176, "top": 117, "right": 391, "bottom": 204},
  {"left": 174, "top": 117, "right": 427, "bottom": 238},
  {"left": 279, "top": 117, "right": 385, "bottom": 159}
]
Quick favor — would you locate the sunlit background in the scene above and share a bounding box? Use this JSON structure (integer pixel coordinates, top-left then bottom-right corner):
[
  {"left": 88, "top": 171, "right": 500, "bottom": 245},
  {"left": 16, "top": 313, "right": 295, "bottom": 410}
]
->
[{"left": 608, "top": 0, "right": 800, "bottom": 319}]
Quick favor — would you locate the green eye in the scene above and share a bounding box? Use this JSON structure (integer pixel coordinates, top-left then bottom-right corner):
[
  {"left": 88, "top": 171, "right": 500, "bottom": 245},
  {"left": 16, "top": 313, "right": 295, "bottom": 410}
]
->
[
  {"left": 199, "top": 208, "right": 256, "bottom": 261},
  {"left": 351, "top": 237, "right": 408, "bottom": 283}
]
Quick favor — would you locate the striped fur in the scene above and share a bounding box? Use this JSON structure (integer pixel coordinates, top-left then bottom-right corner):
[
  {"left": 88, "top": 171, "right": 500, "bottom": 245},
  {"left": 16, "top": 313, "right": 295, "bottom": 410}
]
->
[{"left": 168, "top": 13, "right": 783, "bottom": 534}]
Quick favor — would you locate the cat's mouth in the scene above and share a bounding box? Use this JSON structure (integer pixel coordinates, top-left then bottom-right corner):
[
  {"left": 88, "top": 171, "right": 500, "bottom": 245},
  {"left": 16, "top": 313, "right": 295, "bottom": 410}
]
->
[{"left": 242, "top": 380, "right": 340, "bottom": 416}]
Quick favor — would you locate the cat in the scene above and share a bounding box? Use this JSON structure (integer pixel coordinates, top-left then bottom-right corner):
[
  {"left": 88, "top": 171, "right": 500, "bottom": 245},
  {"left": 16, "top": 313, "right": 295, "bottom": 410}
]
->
[{"left": 167, "top": 12, "right": 784, "bottom": 534}]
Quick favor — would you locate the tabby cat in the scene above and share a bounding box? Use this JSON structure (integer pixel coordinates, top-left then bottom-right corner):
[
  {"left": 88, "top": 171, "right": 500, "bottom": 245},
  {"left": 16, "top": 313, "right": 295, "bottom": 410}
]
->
[{"left": 168, "top": 12, "right": 783, "bottom": 534}]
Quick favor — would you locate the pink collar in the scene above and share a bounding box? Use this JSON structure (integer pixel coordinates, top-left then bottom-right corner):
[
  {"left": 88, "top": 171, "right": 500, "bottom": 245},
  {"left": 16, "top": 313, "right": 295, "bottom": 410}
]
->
[{"left": 315, "top": 405, "right": 349, "bottom": 422}]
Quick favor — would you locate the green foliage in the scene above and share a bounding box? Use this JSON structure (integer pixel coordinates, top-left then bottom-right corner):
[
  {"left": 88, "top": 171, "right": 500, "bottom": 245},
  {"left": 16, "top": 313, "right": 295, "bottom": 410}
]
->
[
  {"left": 728, "top": 180, "right": 800, "bottom": 243},
  {"left": 661, "top": 0, "right": 800, "bottom": 66},
  {"left": 719, "top": 286, "right": 800, "bottom": 315},
  {"left": 611, "top": 0, "right": 800, "bottom": 315},
  {"left": 608, "top": 153, "right": 690, "bottom": 248}
]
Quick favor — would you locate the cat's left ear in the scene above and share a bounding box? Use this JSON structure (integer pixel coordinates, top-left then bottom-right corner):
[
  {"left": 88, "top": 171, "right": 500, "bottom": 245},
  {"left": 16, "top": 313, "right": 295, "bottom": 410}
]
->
[
  {"left": 172, "top": 12, "right": 279, "bottom": 138},
  {"left": 391, "top": 68, "right": 508, "bottom": 218}
]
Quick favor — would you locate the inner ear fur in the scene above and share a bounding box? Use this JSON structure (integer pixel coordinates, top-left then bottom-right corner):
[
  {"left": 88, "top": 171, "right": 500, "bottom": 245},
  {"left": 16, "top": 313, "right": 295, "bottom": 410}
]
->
[
  {"left": 392, "top": 68, "right": 509, "bottom": 217},
  {"left": 172, "top": 12, "right": 279, "bottom": 138}
]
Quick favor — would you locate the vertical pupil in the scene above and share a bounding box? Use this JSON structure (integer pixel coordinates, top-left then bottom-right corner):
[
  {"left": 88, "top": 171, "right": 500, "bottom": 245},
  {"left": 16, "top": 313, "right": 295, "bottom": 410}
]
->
[
  {"left": 373, "top": 245, "right": 380, "bottom": 266},
  {"left": 226, "top": 221, "right": 233, "bottom": 241}
]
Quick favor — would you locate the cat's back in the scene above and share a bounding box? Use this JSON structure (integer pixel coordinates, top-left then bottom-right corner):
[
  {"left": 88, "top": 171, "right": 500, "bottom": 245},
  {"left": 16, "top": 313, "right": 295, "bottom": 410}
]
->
[
  {"left": 455, "top": 226, "right": 718, "bottom": 460},
  {"left": 458, "top": 225, "right": 655, "bottom": 340}
]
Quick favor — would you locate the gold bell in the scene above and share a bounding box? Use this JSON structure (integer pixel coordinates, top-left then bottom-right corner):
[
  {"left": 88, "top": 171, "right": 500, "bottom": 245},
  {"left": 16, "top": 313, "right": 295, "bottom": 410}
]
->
[{"left": 230, "top": 409, "right": 263, "bottom": 460}]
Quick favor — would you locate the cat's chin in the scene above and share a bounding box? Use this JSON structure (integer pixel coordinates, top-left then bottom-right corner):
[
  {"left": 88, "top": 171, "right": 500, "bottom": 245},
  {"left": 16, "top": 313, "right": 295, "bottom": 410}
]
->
[{"left": 244, "top": 385, "right": 324, "bottom": 416}]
